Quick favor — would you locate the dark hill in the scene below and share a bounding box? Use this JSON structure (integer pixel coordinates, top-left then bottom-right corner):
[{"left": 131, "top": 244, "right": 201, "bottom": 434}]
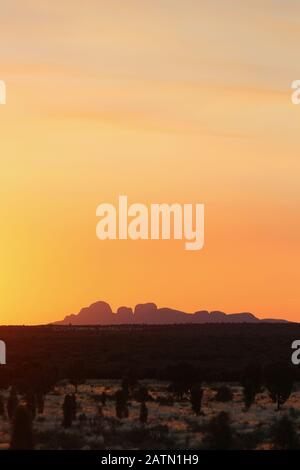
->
[{"left": 53, "top": 301, "right": 287, "bottom": 325}]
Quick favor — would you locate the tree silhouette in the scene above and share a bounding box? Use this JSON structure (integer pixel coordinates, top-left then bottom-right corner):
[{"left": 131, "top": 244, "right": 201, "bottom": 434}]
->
[
  {"left": 203, "top": 412, "right": 234, "bottom": 450},
  {"left": 62, "top": 394, "right": 74, "bottom": 428},
  {"left": 70, "top": 393, "right": 77, "bottom": 420},
  {"left": 7, "top": 387, "right": 18, "bottom": 420},
  {"left": 241, "top": 363, "right": 262, "bottom": 411},
  {"left": 101, "top": 391, "right": 107, "bottom": 406},
  {"left": 136, "top": 385, "right": 151, "bottom": 403},
  {"left": 121, "top": 372, "right": 137, "bottom": 400},
  {"left": 139, "top": 402, "right": 148, "bottom": 423},
  {"left": 25, "top": 391, "right": 37, "bottom": 420},
  {"left": 271, "top": 416, "right": 298, "bottom": 449},
  {"left": 190, "top": 383, "right": 203, "bottom": 416},
  {"left": 10, "top": 405, "right": 34, "bottom": 450},
  {"left": 167, "top": 362, "right": 198, "bottom": 400},
  {"left": 265, "top": 363, "right": 294, "bottom": 411},
  {"left": 115, "top": 389, "right": 129, "bottom": 419},
  {"left": 68, "top": 360, "right": 86, "bottom": 393},
  {"left": 214, "top": 385, "right": 233, "bottom": 402},
  {"left": 36, "top": 391, "right": 45, "bottom": 414},
  {"left": 0, "top": 366, "right": 10, "bottom": 392},
  {"left": 0, "top": 395, "right": 5, "bottom": 417}
]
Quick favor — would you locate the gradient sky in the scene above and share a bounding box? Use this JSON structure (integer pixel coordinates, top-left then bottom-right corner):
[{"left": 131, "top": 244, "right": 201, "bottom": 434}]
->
[{"left": 1, "top": 0, "right": 300, "bottom": 324}]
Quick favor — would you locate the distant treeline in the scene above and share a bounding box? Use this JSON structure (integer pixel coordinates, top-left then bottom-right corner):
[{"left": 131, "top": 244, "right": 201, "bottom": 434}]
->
[{"left": 0, "top": 324, "right": 299, "bottom": 386}]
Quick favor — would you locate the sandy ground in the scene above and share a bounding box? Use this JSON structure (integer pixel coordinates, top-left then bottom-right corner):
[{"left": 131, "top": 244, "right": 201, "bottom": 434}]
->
[{"left": 1, "top": 380, "right": 300, "bottom": 450}]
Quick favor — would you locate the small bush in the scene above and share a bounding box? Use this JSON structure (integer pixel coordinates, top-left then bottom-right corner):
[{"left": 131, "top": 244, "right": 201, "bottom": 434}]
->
[
  {"left": 271, "top": 416, "right": 299, "bottom": 450},
  {"left": 10, "top": 405, "right": 34, "bottom": 450},
  {"left": 36, "top": 429, "right": 84, "bottom": 450},
  {"left": 157, "top": 395, "right": 174, "bottom": 406},
  {"left": 214, "top": 386, "right": 233, "bottom": 402},
  {"left": 236, "top": 428, "right": 266, "bottom": 450},
  {"left": 202, "top": 412, "right": 234, "bottom": 450}
]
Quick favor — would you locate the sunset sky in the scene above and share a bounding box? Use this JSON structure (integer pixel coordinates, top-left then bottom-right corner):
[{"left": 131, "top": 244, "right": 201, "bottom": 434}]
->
[{"left": 1, "top": 0, "right": 300, "bottom": 324}]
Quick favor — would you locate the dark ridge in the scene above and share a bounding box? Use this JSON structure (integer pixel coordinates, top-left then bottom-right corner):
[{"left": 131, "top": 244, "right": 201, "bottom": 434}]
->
[{"left": 52, "top": 301, "right": 288, "bottom": 325}]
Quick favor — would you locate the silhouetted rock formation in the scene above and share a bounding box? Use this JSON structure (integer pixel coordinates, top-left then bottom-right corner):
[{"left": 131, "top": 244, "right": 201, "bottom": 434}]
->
[
  {"left": 59, "top": 301, "right": 113, "bottom": 325},
  {"left": 116, "top": 307, "right": 134, "bottom": 323},
  {"left": 53, "top": 301, "right": 288, "bottom": 326}
]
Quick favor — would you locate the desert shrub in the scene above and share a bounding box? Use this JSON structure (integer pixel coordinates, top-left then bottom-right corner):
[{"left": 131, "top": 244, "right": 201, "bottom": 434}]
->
[
  {"left": 92, "top": 392, "right": 111, "bottom": 404},
  {"left": 100, "top": 391, "right": 107, "bottom": 406},
  {"left": 7, "top": 387, "right": 19, "bottom": 420},
  {"left": 68, "top": 360, "right": 86, "bottom": 393},
  {"left": 85, "top": 434, "right": 105, "bottom": 450},
  {"left": 36, "top": 429, "right": 84, "bottom": 450},
  {"left": 190, "top": 384, "right": 203, "bottom": 415},
  {"left": 70, "top": 394, "right": 77, "bottom": 420},
  {"left": 271, "top": 416, "right": 299, "bottom": 450},
  {"left": 10, "top": 405, "right": 34, "bottom": 450},
  {"left": 241, "top": 363, "right": 263, "bottom": 411},
  {"left": 118, "top": 424, "right": 173, "bottom": 449},
  {"left": 36, "top": 391, "right": 45, "bottom": 414},
  {"left": 237, "top": 428, "right": 266, "bottom": 450},
  {"left": 121, "top": 372, "right": 138, "bottom": 393},
  {"left": 157, "top": 395, "right": 174, "bottom": 406},
  {"left": 0, "top": 394, "right": 5, "bottom": 417},
  {"left": 166, "top": 362, "right": 199, "bottom": 400},
  {"left": 214, "top": 385, "right": 233, "bottom": 402},
  {"left": 62, "top": 394, "right": 75, "bottom": 428},
  {"left": 25, "top": 391, "right": 37, "bottom": 420},
  {"left": 288, "top": 407, "right": 300, "bottom": 419},
  {"left": 149, "top": 424, "right": 169, "bottom": 439},
  {"left": 135, "top": 385, "right": 152, "bottom": 402},
  {"left": 202, "top": 412, "right": 234, "bottom": 450},
  {"left": 242, "top": 381, "right": 257, "bottom": 411},
  {"left": 124, "top": 426, "right": 151, "bottom": 446},
  {"left": 139, "top": 402, "right": 148, "bottom": 423},
  {"left": 0, "top": 366, "right": 11, "bottom": 391},
  {"left": 115, "top": 389, "right": 129, "bottom": 419}
]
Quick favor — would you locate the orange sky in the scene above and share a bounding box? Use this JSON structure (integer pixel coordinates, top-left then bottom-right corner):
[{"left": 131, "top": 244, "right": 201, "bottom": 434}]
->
[{"left": 1, "top": 0, "right": 300, "bottom": 324}]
